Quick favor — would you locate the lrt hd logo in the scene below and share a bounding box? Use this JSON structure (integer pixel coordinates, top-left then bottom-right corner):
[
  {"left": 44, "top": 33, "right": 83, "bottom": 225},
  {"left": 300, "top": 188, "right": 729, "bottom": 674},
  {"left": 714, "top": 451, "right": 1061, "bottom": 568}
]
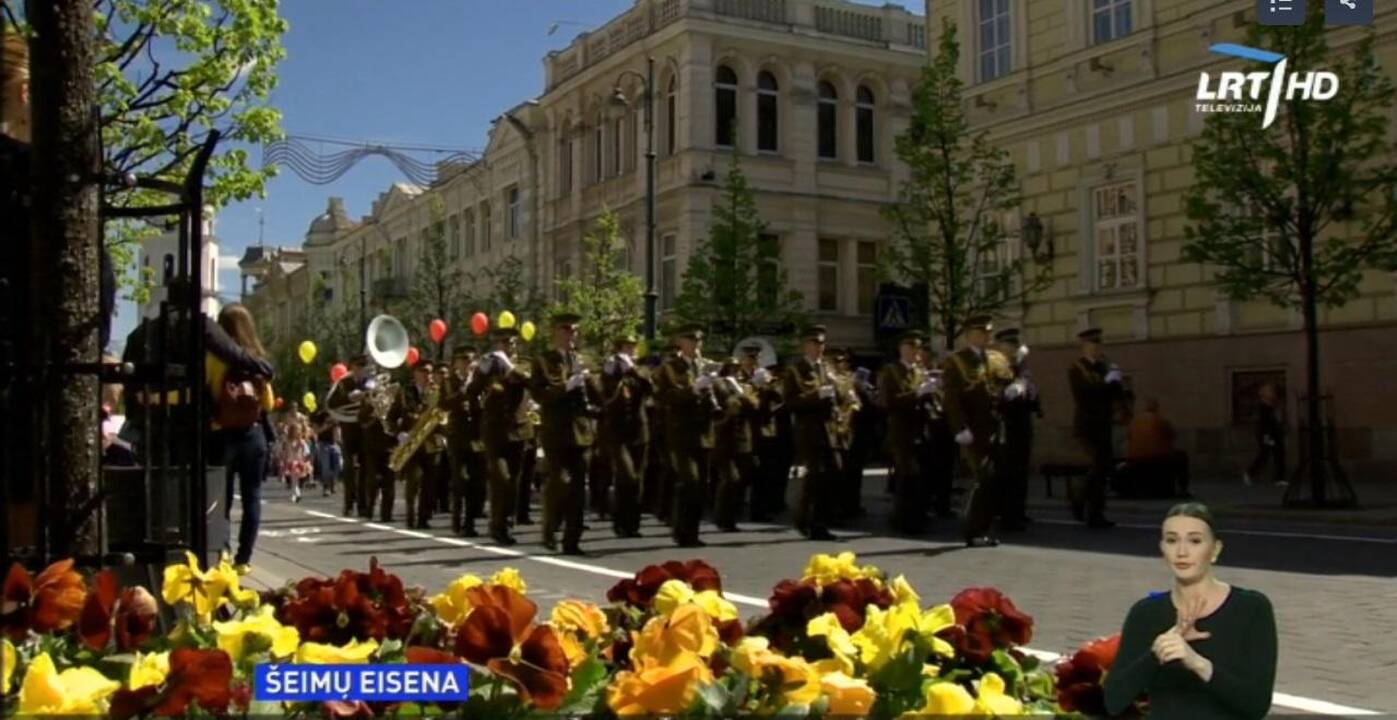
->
[{"left": 1195, "top": 44, "right": 1339, "bottom": 128}]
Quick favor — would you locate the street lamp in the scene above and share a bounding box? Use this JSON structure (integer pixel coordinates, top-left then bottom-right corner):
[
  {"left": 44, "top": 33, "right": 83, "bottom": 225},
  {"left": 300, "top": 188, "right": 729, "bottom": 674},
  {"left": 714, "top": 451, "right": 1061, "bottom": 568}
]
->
[{"left": 610, "top": 57, "right": 657, "bottom": 341}]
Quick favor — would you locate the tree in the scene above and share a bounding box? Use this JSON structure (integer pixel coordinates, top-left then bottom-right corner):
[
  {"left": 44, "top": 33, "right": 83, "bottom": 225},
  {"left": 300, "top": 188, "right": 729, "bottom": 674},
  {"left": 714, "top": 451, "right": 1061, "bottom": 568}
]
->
[
  {"left": 881, "top": 19, "right": 1050, "bottom": 349},
  {"left": 25, "top": 0, "right": 102, "bottom": 556},
  {"left": 1182, "top": 10, "right": 1397, "bottom": 505},
  {"left": 672, "top": 152, "right": 804, "bottom": 356},
  {"left": 552, "top": 210, "right": 644, "bottom": 357},
  {"left": 12, "top": 0, "right": 289, "bottom": 301},
  {"left": 480, "top": 252, "right": 545, "bottom": 334},
  {"left": 403, "top": 196, "right": 471, "bottom": 360}
]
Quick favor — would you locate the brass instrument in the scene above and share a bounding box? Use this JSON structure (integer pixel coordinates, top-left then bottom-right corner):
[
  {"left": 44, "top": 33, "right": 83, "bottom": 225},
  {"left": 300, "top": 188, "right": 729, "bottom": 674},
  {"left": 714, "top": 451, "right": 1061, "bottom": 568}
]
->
[
  {"left": 827, "top": 365, "right": 861, "bottom": 438},
  {"left": 389, "top": 375, "right": 450, "bottom": 473},
  {"left": 365, "top": 372, "right": 397, "bottom": 435}
]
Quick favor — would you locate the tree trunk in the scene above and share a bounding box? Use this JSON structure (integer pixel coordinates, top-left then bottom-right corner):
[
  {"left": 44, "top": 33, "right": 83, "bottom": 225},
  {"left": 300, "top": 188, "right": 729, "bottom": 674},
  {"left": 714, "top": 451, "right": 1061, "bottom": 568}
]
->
[
  {"left": 27, "top": 0, "right": 102, "bottom": 558},
  {"left": 1301, "top": 282, "right": 1325, "bottom": 505}
]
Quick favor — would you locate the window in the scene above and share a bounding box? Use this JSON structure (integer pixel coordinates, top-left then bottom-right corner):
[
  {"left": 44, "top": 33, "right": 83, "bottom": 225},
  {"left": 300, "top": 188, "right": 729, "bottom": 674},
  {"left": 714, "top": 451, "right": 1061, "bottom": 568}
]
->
[
  {"left": 1092, "top": 0, "right": 1133, "bottom": 45},
  {"left": 1093, "top": 182, "right": 1141, "bottom": 291},
  {"left": 449, "top": 215, "right": 460, "bottom": 260},
  {"left": 817, "top": 81, "right": 838, "bottom": 160},
  {"left": 757, "top": 70, "right": 779, "bottom": 154},
  {"left": 978, "top": 0, "right": 1012, "bottom": 82},
  {"left": 665, "top": 76, "right": 678, "bottom": 156},
  {"left": 715, "top": 65, "right": 737, "bottom": 149},
  {"left": 559, "top": 136, "right": 573, "bottom": 195},
  {"left": 507, "top": 187, "right": 522, "bottom": 240},
  {"left": 757, "top": 233, "right": 781, "bottom": 306},
  {"left": 612, "top": 116, "right": 623, "bottom": 177},
  {"left": 555, "top": 260, "right": 572, "bottom": 302},
  {"left": 629, "top": 108, "right": 640, "bottom": 172},
  {"left": 818, "top": 238, "right": 840, "bottom": 312},
  {"left": 480, "top": 202, "right": 492, "bottom": 253},
  {"left": 856, "top": 86, "right": 875, "bottom": 164},
  {"left": 975, "top": 211, "right": 1020, "bottom": 302},
  {"left": 856, "top": 241, "right": 878, "bottom": 314},
  {"left": 593, "top": 124, "right": 603, "bottom": 182},
  {"left": 660, "top": 233, "right": 677, "bottom": 310},
  {"left": 1239, "top": 201, "right": 1289, "bottom": 271},
  {"left": 463, "top": 210, "right": 475, "bottom": 257}
]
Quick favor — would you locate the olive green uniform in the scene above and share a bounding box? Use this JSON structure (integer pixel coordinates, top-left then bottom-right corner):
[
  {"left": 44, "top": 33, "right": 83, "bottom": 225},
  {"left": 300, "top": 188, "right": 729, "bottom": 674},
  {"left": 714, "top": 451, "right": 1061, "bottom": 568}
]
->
[
  {"left": 529, "top": 349, "right": 598, "bottom": 551},
  {"left": 325, "top": 375, "right": 363, "bottom": 517},
  {"left": 782, "top": 356, "right": 841, "bottom": 538},
  {"left": 880, "top": 361, "right": 928, "bottom": 534},
  {"left": 712, "top": 372, "right": 759, "bottom": 529},
  {"left": 467, "top": 355, "right": 530, "bottom": 540},
  {"left": 655, "top": 354, "right": 719, "bottom": 546},
  {"left": 941, "top": 347, "right": 1013, "bottom": 540},
  {"left": 444, "top": 370, "right": 485, "bottom": 535},
  {"left": 599, "top": 360, "right": 652, "bottom": 537}
]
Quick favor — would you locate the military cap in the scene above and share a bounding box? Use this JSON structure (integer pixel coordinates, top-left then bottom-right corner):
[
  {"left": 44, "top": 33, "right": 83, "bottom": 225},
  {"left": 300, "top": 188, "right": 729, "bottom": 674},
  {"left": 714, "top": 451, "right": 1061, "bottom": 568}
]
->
[
  {"left": 452, "top": 345, "right": 478, "bottom": 360},
  {"left": 614, "top": 333, "right": 640, "bottom": 349},
  {"left": 800, "top": 324, "right": 828, "bottom": 341},
  {"left": 823, "top": 346, "right": 848, "bottom": 360},
  {"left": 740, "top": 343, "right": 763, "bottom": 357},
  {"left": 551, "top": 311, "right": 582, "bottom": 327},
  {"left": 414, "top": 360, "right": 435, "bottom": 372},
  {"left": 1077, "top": 327, "right": 1104, "bottom": 343},
  {"left": 898, "top": 330, "right": 927, "bottom": 346},
  {"left": 994, "top": 327, "right": 1021, "bottom": 344},
  {"left": 673, "top": 323, "right": 705, "bottom": 340},
  {"left": 964, "top": 315, "right": 994, "bottom": 333},
  {"left": 492, "top": 326, "right": 520, "bottom": 339},
  {"left": 349, "top": 354, "right": 369, "bottom": 367}
]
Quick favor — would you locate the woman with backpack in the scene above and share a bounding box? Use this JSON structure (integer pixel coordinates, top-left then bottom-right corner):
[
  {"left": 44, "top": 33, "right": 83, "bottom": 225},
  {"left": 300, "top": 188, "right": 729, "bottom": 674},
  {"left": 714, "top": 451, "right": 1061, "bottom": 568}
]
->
[{"left": 210, "top": 303, "right": 275, "bottom": 570}]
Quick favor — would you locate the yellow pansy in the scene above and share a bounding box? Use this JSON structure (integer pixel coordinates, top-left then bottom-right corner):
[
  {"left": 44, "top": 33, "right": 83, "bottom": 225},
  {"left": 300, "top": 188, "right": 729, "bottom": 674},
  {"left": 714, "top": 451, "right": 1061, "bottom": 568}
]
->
[
  {"left": 728, "top": 637, "right": 823, "bottom": 706},
  {"left": 295, "top": 638, "right": 379, "bottom": 664},
  {"left": 2, "top": 638, "right": 14, "bottom": 694},
  {"left": 18, "top": 652, "right": 120, "bottom": 716},
  {"left": 161, "top": 552, "right": 258, "bottom": 619},
  {"left": 652, "top": 580, "right": 737, "bottom": 622},
  {"left": 800, "top": 552, "right": 881, "bottom": 587},
  {"left": 127, "top": 651, "right": 169, "bottom": 690},
  {"left": 550, "top": 600, "right": 610, "bottom": 640},
  {"left": 820, "top": 672, "right": 877, "bottom": 716},
  {"left": 806, "top": 612, "right": 858, "bottom": 660},
  {"left": 607, "top": 651, "right": 713, "bottom": 716},
  {"left": 909, "top": 681, "right": 976, "bottom": 717},
  {"left": 488, "top": 567, "right": 527, "bottom": 593},
  {"left": 428, "top": 573, "right": 483, "bottom": 626},
  {"left": 213, "top": 606, "right": 301, "bottom": 662},
  {"left": 161, "top": 551, "right": 206, "bottom": 607},
  {"left": 973, "top": 672, "right": 1024, "bottom": 716},
  {"left": 558, "top": 630, "right": 588, "bottom": 667},
  {"left": 851, "top": 602, "right": 956, "bottom": 672},
  {"left": 630, "top": 604, "right": 719, "bottom": 666},
  {"left": 889, "top": 575, "right": 921, "bottom": 605}
]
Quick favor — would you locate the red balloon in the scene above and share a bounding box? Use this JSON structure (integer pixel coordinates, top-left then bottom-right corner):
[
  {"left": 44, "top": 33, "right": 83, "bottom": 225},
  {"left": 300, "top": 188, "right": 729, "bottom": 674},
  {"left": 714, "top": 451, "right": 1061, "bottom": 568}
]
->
[
  {"left": 275, "top": 397, "right": 284, "bottom": 409},
  {"left": 429, "top": 318, "right": 448, "bottom": 344},
  {"left": 329, "top": 363, "right": 349, "bottom": 383},
  {"left": 406, "top": 346, "right": 421, "bottom": 368},
  {"left": 470, "top": 312, "right": 489, "bottom": 336}
]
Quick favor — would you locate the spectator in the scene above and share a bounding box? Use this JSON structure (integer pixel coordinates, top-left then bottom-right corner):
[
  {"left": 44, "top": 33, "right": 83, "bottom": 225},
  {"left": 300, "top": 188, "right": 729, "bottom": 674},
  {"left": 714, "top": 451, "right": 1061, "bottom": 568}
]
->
[
  {"left": 211, "top": 303, "right": 275, "bottom": 570},
  {"left": 1123, "top": 397, "right": 1191, "bottom": 498},
  {"left": 279, "top": 418, "right": 312, "bottom": 503},
  {"left": 1245, "top": 383, "right": 1287, "bottom": 487}
]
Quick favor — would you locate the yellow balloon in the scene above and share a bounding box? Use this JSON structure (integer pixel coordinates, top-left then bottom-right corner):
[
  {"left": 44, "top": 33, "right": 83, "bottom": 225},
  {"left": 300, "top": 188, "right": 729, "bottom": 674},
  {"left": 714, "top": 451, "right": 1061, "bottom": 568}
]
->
[
  {"left": 636, "top": 338, "right": 649, "bottom": 358},
  {"left": 498, "top": 310, "right": 517, "bottom": 330},
  {"left": 520, "top": 321, "right": 536, "bottom": 342},
  {"left": 297, "top": 340, "right": 317, "bottom": 365},
  {"left": 302, "top": 391, "right": 317, "bottom": 412}
]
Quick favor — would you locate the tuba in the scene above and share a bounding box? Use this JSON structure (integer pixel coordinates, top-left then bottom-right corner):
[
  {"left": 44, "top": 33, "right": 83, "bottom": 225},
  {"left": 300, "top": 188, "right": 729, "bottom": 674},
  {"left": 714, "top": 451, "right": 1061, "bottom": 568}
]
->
[
  {"left": 363, "top": 314, "right": 409, "bottom": 435},
  {"left": 389, "top": 374, "right": 450, "bottom": 473}
]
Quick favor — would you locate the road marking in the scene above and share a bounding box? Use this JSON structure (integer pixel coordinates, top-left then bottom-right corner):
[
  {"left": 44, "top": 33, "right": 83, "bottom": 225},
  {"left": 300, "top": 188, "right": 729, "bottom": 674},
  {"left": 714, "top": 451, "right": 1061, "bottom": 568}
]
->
[
  {"left": 291, "top": 507, "right": 1380, "bottom": 716},
  {"left": 1034, "top": 518, "right": 1397, "bottom": 545}
]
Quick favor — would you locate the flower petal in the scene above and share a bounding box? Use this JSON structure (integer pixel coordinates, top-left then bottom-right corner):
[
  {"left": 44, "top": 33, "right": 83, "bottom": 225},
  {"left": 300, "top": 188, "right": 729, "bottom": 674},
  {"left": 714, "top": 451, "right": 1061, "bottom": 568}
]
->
[
  {"left": 487, "top": 658, "right": 570, "bottom": 710},
  {"left": 31, "top": 559, "right": 86, "bottom": 634},
  {"left": 464, "top": 585, "right": 537, "bottom": 643},
  {"left": 455, "top": 605, "right": 517, "bottom": 665}
]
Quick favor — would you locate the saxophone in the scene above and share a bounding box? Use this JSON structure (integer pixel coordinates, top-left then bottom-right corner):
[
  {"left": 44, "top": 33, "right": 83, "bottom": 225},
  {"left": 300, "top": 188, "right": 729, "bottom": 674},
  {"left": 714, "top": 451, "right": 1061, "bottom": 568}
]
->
[{"left": 388, "top": 376, "right": 450, "bottom": 473}]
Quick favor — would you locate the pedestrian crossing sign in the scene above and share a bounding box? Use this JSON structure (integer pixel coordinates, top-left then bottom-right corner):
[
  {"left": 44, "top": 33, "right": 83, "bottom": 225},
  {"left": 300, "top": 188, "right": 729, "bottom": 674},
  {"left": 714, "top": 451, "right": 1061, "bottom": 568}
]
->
[{"left": 878, "top": 296, "right": 911, "bottom": 331}]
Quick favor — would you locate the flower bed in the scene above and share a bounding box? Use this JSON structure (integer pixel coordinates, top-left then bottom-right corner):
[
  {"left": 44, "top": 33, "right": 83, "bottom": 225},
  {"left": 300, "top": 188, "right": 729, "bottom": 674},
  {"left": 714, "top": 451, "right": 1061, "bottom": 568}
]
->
[{"left": 0, "top": 553, "right": 1121, "bottom": 718}]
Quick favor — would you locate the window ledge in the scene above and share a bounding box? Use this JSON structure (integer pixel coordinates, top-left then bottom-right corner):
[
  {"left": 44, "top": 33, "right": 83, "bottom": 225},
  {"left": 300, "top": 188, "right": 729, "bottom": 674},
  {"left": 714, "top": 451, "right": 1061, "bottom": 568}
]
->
[{"left": 1071, "top": 287, "right": 1152, "bottom": 309}]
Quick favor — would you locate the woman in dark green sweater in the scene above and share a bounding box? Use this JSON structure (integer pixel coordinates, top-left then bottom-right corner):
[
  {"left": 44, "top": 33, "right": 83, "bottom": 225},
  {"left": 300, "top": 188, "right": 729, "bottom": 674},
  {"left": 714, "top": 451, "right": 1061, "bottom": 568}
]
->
[{"left": 1104, "top": 503, "right": 1277, "bottom": 719}]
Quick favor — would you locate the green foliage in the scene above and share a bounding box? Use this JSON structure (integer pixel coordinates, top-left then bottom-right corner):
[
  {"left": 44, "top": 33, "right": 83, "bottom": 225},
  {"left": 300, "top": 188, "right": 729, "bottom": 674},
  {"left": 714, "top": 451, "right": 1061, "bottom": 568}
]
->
[
  {"left": 480, "top": 253, "right": 545, "bottom": 331},
  {"left": 1182, "top": 13, "right": 1397, "bottom": 308},
  {"left": 881, "top": 19, "right": 1050, "bottom": 347},
  {"left": 671, "top": 153, "right": 805, "bottom": 356},
  {"left": 404, "top": 196, "right": 473, "bottom": 360},
  {"left": 552, "top": 211, "right": 644, "bottom": 357}
]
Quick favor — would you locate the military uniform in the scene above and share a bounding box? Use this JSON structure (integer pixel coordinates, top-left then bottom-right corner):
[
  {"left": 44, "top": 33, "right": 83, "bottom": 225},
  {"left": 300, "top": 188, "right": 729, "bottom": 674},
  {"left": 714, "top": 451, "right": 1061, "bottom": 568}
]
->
[
  {"left": 599, "top": 337, "right": 652, "bottom": 538},
  {"left": 880, "top": 331, "right": 930, "bottom": 534},
  {"left": 782, "top": 325, "right": 841, "bottom": 541},
  {"left": 325, "top": 362, "right": 366, "bottom": 516},
  {"left": 359, "top": 382, "right": 395, "bottom": 522},
  {"left": 745, "top": 356, "right": 785, "bottom": 523},
  {"left": 656, "top": 326, "right": 720, "bottom": 547},
  {"left": 445, "top": 349, "right": 486, "bottom": 536},
  {"left": 1068, "top": 328, "right": 1121, "bottom": 527},
  {"left": 712, "top": 361, "right": 759, "bottom": 530},
  {"left": 941, "top": 316, "right": 1014, "bottom": 546},
  {"left": 843, "top": 361, "right": 878, "bottom": 520},
  {"left": 823, "top": 349, "right": 861, "bottom": 522},
  {"left": 994, "top": 329, "right": 1041, "bottom": 531},
  {"left": 529, "top": 313, "right": 598, "bottom": 554},
  {"left": 467, "top": 329, "right": 531, "bottom": 544},
  {"left": 389, "top": 364, "right": 448, "bottom": 529}
]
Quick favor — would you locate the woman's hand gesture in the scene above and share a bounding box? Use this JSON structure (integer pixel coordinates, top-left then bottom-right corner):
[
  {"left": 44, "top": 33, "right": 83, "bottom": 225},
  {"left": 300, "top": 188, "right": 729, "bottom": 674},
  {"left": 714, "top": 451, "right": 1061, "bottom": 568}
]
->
[{"left": 1152, "top": 596, "right": 1215, "bottom": 681}]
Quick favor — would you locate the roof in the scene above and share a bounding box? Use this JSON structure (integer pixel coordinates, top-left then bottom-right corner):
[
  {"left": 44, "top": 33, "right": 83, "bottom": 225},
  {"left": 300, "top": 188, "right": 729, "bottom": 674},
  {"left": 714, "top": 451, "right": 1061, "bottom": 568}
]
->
[{"left": 306, "top": 197, "right": 359, "bottom": 242}]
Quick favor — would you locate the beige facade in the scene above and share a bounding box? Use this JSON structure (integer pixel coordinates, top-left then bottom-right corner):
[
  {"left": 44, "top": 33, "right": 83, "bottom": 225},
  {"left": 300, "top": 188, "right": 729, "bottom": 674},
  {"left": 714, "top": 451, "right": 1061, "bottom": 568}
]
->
[{"left": 925, "top": 0, "right": 1397, "bottom": 480}]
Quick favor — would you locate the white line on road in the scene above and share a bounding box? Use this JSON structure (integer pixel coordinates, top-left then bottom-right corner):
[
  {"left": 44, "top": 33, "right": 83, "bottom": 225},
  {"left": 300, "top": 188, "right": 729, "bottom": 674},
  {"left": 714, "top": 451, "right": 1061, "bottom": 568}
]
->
[{"left": 290, "top": 507, "right": 1379, "bottom": 716}]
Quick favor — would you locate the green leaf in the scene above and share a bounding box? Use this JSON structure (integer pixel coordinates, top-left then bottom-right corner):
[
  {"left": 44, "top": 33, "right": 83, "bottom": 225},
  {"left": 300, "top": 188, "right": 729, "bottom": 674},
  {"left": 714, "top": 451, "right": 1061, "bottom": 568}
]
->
[
  {"left": 556, "top": 656, "right": 609, "bottom": 714},
  {"left": 870, "top": 646, "right": 924, "bottom": 695}
]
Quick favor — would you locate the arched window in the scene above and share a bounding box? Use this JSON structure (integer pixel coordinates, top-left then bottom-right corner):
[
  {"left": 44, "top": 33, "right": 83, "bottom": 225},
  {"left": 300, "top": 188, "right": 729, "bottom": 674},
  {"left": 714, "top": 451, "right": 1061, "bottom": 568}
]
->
[
  {"left": 757, "top": 70, "right": 779, "bottom": 153},
  {"left": 817, "top": 81, "right": 838, "bottom": 160},
  {"left": 714, "top": 65, "right": 737, "bottom": 149},
  {"left": 665, "top": 75, "right": 678, "bottom": 156},
  {"left": 612, "top": 115, "right": 624, "bottom": 177},
  {"left": 856, "top": 85, "right": 875, "bottom": 164},
  {"left": 593, "top": 122, "right": 603, "bottom": 182}
]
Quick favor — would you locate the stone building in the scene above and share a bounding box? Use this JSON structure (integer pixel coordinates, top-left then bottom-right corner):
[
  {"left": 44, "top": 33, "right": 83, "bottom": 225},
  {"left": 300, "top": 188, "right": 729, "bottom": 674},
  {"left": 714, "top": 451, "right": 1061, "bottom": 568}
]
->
[{"left": 924, "top": 0, "right": 1397, "bottom": 480}]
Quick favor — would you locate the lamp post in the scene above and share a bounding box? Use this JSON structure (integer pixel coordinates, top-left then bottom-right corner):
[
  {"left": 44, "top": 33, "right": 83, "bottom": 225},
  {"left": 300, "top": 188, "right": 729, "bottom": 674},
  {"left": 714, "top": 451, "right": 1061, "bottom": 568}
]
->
[{"left": 610, "top": 57, "right": 657, "bottom": 341}]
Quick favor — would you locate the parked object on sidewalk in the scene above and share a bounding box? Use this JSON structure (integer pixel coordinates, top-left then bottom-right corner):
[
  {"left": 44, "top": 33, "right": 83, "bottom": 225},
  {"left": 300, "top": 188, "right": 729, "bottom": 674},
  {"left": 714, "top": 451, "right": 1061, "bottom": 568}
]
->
[{"left": 1120, "top": 398, "right": 1190, "bottom": 499}]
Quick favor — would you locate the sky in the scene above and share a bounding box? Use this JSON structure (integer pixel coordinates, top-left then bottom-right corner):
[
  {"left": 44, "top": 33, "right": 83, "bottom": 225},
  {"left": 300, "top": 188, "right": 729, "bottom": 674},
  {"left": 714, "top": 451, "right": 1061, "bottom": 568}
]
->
[{"left": 111, "top": 0, "right": 921, "bottom": 349}]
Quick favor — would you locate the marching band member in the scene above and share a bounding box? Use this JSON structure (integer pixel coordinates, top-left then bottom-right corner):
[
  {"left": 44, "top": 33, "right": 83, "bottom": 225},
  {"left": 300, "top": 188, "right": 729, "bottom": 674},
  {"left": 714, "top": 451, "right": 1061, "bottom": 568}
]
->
[
  {"left": 656, "top": 324, "right": 720, "bottom": 547},
  {"left": 881, "top": 330, "right": 931, "bottom": 535},
  {"left": 1069, "top": 328, "right": 1122, "bottom": 528},
  {"left": 995, "top": 327, "right": 1041, "bottom": 532},
  {"left": 529, "top": 312, "right": 598, "bottom": 555},
  {"left": 782, "top": 325, "right": 839, "bottom": 542},
  {"left": 468, "top": 325, "right": 530, "bottom": 546},
  {"left": 941, "top": 315, "right": 1013, "bottom": 548},
  {"left": 600, "top": 334, "right": 652, "bottom": 538}
]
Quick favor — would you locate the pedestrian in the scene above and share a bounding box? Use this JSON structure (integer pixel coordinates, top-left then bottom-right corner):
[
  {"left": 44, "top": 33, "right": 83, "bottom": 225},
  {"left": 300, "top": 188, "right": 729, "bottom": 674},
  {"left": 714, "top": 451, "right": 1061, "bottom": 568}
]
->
[
  {"left": 1244, "top": 383, "right": 1287, "bottom": 487},
  {"left": 280, "top": 418, "right": 313, "bottom": 503},
  {"left": 781, "top": 325, "right": 839, "bottom": 542},
  {"left": 1067, "top": 328, "right": 1122, "bottom": 528},
  {"left": 210, "top": 303, "right": 276, "bottom": 570},
  {"left": 941, "top": 315, "right": 1013, "bottom": 548},
  {"left": 995, "top": 328, "right": 1040, "bottom": 531},
  {"left": 1104, "top": 502, "right": 1277, "bottom": 720},
  {"left": 1124, "top": 397, "right": 1191, "bottom": 498},
  {"left": 324, "top": 427, "right": 344, "bottom": 497},
  {"left": 530, "top": 311, "right": 597, "bottom": 555}
]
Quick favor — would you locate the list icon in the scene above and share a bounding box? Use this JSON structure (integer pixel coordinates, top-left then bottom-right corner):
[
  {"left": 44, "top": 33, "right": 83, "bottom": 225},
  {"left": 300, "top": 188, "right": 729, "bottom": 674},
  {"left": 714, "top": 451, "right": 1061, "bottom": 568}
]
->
[
  {"left": 1258, "top": 0, "right": 1306, "bottom": 25},
  {"left": 1326, "top": 0, "right": 1373, "bottom": 26}
]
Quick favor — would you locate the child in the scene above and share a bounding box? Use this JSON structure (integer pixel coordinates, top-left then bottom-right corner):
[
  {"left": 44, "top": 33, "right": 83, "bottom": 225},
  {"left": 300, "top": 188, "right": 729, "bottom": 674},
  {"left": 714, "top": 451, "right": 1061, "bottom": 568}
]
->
[{"left": 280, "top": 419, "right": 313, "bottom": 502}]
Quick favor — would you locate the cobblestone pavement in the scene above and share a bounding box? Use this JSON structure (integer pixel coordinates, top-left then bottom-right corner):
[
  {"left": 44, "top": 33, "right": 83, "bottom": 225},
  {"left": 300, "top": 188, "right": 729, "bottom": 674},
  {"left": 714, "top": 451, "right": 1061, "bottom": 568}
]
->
[{"left": 240, "top": 478, "right": 1397, "bottom": 716}]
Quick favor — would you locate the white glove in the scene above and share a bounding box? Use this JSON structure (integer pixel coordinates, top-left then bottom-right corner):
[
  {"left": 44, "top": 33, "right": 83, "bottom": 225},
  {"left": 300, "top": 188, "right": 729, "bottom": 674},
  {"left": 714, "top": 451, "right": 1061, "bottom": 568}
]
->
[
  {"left": 695, "top": 375, "right": 714, "bottom": 392},
  {"left": 955, "top": 428, "right": 974, "bottom": 446},
  {"left": 916, "top": 380, "right": 936, "bottom": 397},
  {"left": 1016, "top": 345, "right": 1030, "bottom": 364},
  {"left": 725, "top": 377, "right": 742, "bottom": 394},
  {"left": 1004, "top": 382, "right": 1024, "bottom": 400},
  {"left": 603, "top": 358, "right": 617, "bottom": 375},
  {"left": 818, "top": 385, "right": 836, "bottom": 400},
  {"left": 396, "top": 432, "right": 409, "bottom": 445},
  {"left": 752, "top": 368, "right": 771, "bottom": 387},
  {"left": 566, "top": 372, "right": 586, "bottom": 391},
  {"left": 619, "top": 354, "right": 635, "bottom": 371},
  {"left": 492, "top": 351, "right": 514, "bottom": 374},
  {"left": 1105, "top": 369, "right": 1123, "bottom": 384}
]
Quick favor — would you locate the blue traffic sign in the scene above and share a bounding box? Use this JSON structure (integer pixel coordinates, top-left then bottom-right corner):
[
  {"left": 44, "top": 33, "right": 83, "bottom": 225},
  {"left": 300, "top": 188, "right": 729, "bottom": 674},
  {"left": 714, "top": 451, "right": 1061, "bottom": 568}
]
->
[{"left": 876, "top": 295, "right": 911, "bottom": 332}]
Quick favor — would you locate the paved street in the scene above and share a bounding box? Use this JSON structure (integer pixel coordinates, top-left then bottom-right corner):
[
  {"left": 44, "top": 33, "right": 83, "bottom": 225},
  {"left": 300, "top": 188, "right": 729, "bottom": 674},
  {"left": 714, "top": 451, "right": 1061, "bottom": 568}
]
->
[{"left": 239, "top": 477, "right": 1397, "bottom": 716}]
